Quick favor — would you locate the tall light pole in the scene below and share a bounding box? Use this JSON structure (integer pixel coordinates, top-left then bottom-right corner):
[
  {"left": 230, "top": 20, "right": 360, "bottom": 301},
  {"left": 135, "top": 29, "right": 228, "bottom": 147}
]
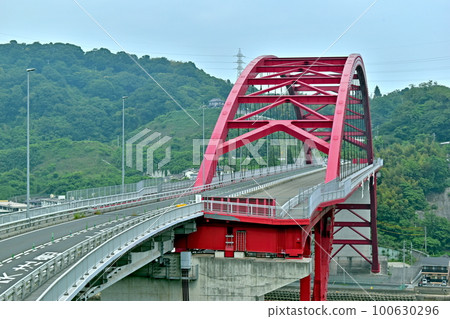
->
[
  {"left": 202, "top": 104, "right": 205, "bottom": 186},
  {"left": 122, "top": 96, "right": 128, "bottom": 193},
  {"left": 26, "top": 68, "right": 35, "bottom": 219}
]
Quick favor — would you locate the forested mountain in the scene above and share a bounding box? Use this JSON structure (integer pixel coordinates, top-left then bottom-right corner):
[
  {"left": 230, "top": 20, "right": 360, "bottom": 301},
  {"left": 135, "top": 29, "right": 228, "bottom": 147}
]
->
[
  {"left": 371, "top": 81, "right": 449, "bottom": 143},
  {"left": 0, "top": 41, "right": 232, "bottom": 148},
  {"left": 0, "top": 41, "right": 231, "bottom": 199},
  {"left": 371, "top": 82, "right": 450, "bottom": 255}
]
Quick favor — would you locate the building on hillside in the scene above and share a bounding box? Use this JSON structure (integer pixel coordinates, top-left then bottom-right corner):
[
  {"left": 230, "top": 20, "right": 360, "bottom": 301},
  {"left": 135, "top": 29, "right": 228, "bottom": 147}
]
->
[{"left": 419, "top": 256, "right": 449, "bottom": 286}]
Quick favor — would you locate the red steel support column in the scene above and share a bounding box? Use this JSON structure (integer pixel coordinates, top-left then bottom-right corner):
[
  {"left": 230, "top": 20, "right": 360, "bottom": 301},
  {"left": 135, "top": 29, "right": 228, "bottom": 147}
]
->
[
  {"left": 300, "top": 234, "right": 312, "bottom": 301},
  {"left": 313, "top": 210, "right": 334, "bottom": 301},
  {"left": 300, "top": 276, "right": 311, "bottom": 301},
  {"left": 369, "top": 175, "right": 380, "bottom": 273}
]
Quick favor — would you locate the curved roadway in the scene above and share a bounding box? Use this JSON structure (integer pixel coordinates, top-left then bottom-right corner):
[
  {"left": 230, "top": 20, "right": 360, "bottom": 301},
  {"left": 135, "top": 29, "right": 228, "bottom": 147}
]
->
[{"left": 0, "top": 165, "right": 325, "bottom": 298}]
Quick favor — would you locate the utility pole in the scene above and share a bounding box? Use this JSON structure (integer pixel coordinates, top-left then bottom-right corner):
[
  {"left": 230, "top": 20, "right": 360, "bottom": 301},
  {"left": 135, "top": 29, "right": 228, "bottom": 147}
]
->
[
  {"left": 410, "top": 241, "right": 413, "bottom": 265},
  {"left": 424, "top": 226, "right": 427, "bottom": 253},
  {"left": 402, "top": 240, "right": 406, "bottom": 287}
]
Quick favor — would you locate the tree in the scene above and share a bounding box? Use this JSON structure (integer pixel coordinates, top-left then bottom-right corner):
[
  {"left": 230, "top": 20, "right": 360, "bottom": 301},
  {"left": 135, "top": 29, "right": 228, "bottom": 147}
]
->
[{"left": 374, "top": 85, "right": 381, "bottom": 98}]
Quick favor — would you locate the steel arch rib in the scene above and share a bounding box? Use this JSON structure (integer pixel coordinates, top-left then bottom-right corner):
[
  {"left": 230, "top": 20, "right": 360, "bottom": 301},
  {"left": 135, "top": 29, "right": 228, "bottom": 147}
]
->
[
  {"left": 195, "top": 54, "right": 373, "bottom": 187},
  {"left": 325, "top": 54, "right": 372, "bottom": 182},
  {"left": 195, "top": 55, "right": 275, "bottom": 187}
]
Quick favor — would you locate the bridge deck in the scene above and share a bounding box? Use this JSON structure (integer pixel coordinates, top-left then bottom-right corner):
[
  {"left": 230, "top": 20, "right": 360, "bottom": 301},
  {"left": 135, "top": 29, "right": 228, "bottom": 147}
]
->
[{"left": 243, "top": 169, "right": 326, "bottom": 207}]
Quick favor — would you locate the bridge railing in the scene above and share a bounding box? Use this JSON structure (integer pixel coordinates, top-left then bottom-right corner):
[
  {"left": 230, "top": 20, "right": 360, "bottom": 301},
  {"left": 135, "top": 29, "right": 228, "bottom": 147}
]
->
[
  {"left": 203, "top": 200, "right": 277, "bottom": 218},
  {"left": 38, "top": 202, "right": 203, "bottom": 301},
  {"left": 0, "top": 162, "right": 310, "bottom": 229},
  {"left": 0, "top": 203, "right": 203, "bottom": 301},
  {"left": 205, "top": 158, "right": 382, "bottom": 221},
  {"left": 280, "top": 158, "right": 383, "bottom": 218},
  {"left": 65, "top": 163, "right": 309, "bottom": 200}
]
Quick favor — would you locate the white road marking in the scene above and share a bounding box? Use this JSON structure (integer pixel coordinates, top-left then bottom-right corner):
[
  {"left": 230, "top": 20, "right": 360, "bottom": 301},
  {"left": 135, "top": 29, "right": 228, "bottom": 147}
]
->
[
  {"left": 34, "top": 252, "right": 59, "bottom": 261},
  {"left": 0, "top": 272, "right": 22, "bottom": 284},
  {"left": 13, "top": 261, "right": 43, "bottom": 272}
]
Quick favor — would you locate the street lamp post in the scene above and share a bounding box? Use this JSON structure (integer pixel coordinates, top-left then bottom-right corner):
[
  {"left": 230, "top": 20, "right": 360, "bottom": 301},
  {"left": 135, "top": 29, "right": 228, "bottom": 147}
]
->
[
  {"left": 26, "top": 68, "right": 35, "bottom": 219},
  {"left": 122, "top": 96, "right": 128, "bottom": 193},
  {"left": 202, "top": 104, "right": 205, "bottom": 186}
]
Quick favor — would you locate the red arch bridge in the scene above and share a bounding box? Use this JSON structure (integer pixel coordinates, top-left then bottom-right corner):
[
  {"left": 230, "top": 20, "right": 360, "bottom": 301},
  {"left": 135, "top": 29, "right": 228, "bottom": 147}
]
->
[{"left": 0, "top": 54, "right": 382, "bottom": 301}]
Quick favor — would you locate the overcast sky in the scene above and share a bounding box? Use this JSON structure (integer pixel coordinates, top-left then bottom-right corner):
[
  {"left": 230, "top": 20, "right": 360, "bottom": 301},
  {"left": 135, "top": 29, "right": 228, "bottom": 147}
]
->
[{"left": 1, "top": 0, "right": 449, "bottom": 94}]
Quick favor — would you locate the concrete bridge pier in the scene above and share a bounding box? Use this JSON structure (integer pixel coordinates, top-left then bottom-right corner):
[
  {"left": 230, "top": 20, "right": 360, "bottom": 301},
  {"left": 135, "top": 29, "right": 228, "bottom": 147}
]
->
[{"left": 100, "top": 252, "right": 311, "bottom": 301}]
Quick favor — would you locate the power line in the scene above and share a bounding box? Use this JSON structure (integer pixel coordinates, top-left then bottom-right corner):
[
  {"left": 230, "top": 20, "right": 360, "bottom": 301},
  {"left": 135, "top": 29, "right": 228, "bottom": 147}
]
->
[
  {"left": 378, "top": 228, "right": 424, "bottom": 236},
  {"left": 369, "top": 65, "right": 450, "bottom": 73},
  {"left": 367, "top": 55, "right": 450, "bottom": 66}
]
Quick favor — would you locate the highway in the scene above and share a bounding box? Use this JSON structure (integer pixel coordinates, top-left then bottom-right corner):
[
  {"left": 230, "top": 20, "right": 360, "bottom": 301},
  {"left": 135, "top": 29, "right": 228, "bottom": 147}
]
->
[
  {"left": 244, "top": 169, "right": 326, "bottom": 206},
  {"left": 0, "top": 203, "right": 153, "bottom": 295},
  {"left": 0, "top": 165, "right": 324, "bottom": 296}
]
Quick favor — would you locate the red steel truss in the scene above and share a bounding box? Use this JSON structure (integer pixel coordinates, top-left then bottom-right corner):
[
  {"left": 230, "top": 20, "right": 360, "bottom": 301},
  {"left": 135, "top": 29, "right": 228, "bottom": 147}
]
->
[
  {"left": 195, "top": 54, "right": 374, "bottom": 187},
  {"left": 182, "top": 55, "right": 378, "bottom": 300}
]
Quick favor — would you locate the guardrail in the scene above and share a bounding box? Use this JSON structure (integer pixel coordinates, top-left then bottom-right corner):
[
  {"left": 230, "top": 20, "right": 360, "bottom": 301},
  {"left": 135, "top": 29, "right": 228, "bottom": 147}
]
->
[
  {"left": 38, "top": 203, "right": 203, "bottom": 301},
  {"left": 0, "top": 163, "right": 311, "bottom": 235},
  {"left": 0, "top": 203, "right": 203, "bottom": 301},
  {"left": 194, "top": 161, "right": 381, "bottom": 221},
  {"left": 0, "top": 188, "right": 194, "bottom": 240},
  {"left": 66, "top": 178, "right": 161, "bottom": 201},
  {"left": 206, "top": 159, "right": 383, "bottom": 219},
  {"left": 280, "top": 159, "right": 383, "bottom": 218},
  {"left": 199, "top": 160, "right": 379, "bottom": 221}
]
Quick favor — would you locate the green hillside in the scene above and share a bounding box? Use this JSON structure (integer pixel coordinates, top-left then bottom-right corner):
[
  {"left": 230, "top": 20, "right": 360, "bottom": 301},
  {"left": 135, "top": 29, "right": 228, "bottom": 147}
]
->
[
  {"left": 0, "top": 41, "right": 232, "bottom": 148},
  {"left": 371, "top": 82, "right": 450, "bottom": 255},
  {"left": 1, "top": 138, "right": 126, "bottom": 198},
  {"left": 0, "top": 107, "right": 222, "bottom": 199},
  {"left": 371, "top": 81, "right": 450, "bottom": 143},
  {"left": 0, "top": 41, "right": 231, "bottom": 198}
]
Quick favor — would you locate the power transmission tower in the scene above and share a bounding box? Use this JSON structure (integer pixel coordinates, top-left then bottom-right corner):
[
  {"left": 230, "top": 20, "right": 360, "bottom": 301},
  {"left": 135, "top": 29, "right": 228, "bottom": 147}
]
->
[{"left": 235, "top": 48, "right": 245, "bottom": 79}]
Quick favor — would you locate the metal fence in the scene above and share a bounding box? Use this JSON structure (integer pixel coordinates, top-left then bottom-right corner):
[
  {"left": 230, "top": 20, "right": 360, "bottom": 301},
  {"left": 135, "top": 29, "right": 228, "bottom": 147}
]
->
[
  {"left": 65, "top": 162, "right": 310, "bottom": 200},
  {"left": 0, "top": 162, "right": 311, "bottom": 228}
]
